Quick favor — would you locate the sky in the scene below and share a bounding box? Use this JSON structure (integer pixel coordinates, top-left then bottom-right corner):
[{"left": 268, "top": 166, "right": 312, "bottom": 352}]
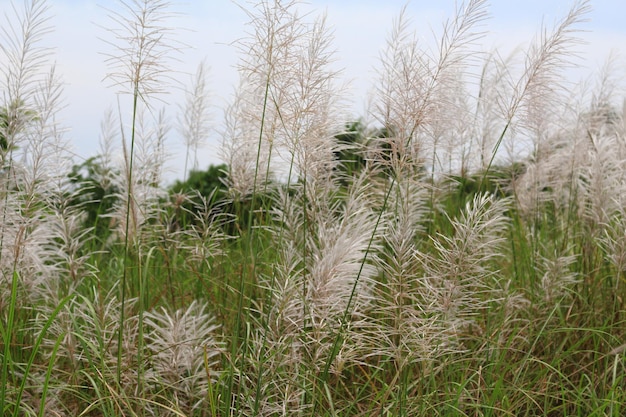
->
[{"left": 2, "top": 0, "right": 626, "bottom": 182}]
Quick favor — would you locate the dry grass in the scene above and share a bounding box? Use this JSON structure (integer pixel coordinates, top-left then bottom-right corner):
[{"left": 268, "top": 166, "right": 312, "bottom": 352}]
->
[{"left": 1, "top": 0, "right": 625, "bottom": 416}]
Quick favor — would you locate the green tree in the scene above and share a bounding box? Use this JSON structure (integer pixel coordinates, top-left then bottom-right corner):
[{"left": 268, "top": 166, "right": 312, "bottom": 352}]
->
[
  {"left": 169, "top": 164, "right": 229, "bottom": 228},
  {"left": 333, "top": 120, "right": 369, "bottom": 179},
  {"left": 68, "top": 156, "right": 119, "bottom": 240},
  {"left": 169, "top": 163, "right": 278, "bottom": 234},
  {"left": 170, "top": 164, "right": 229, "bottom": 200}
]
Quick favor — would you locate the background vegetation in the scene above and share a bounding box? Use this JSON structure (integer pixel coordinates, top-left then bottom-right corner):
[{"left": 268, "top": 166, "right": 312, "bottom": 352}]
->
[{"left": 1, "top": 0, "right": 625, "bottom": 416}]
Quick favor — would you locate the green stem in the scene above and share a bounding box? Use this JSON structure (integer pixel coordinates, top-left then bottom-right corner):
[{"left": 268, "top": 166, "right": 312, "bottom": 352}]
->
[{"left": 117, "top": 87, "right": 139, "bottom": 388}]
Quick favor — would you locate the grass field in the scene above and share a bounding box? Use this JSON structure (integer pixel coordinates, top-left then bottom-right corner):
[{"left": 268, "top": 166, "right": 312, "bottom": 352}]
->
[{"left": 1, "top": 0, "right": 625, "bottom": 415}]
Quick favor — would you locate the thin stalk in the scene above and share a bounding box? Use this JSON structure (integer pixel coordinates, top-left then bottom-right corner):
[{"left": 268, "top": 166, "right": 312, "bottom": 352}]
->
[
  {"left": 118, "top": 87, "right": 140, "bottom": 388},
  {"left": 251, "top": 114, "right": 297, "bottom": 417},
  {"left": 15, "top": 295, "right": 71, "bottom": 412},
  {"left": 38, "top": 327, "right": 64, "bottom": 417},
  {"left": 135, "top": 246, "right": 157, "bottom": 416},
  {"left": 227, "top": 59, "right": 274, "bottom": 413},
  {"left": 481, "top": 121, "right": 510, "bottom": 186},
  {"left": 0, "top": 270, "right": 20, "bottom": 414},
  {"left": 205, "top": 346, "right": 218, "bottom": 417},
  {"left": 320, "top": 173, "right": 397, "bottom": 381},
  {"left": 0, "top": 145, "right": 17, "bottom": 416}
]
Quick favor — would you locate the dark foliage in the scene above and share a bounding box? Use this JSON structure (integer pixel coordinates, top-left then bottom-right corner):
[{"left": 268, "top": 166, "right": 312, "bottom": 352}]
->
[{"left": 68, "top": 156, "right": 119, "bottom": 240}]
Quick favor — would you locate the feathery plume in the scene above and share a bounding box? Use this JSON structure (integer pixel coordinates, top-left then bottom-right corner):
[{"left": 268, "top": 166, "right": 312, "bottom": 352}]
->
[
  {"left": 101, "top": 0, "right": 181, "bottom": 100},
  {"left": 144, "top": 301, "right": 222, "bottom": 414},
  {"left": 179, "top": 61, "right": 212, "bottom": 178},
  {"left": 417, "top": 193, "right": 509, "bottom": 341},
  {"left": 536, "top": 248, "right": 579, "bottom": 304},
  {"left": 109, "top": 107, "right": 168, "bottom": 242},
  {"left": 221, "top": 0, "right": 345, "bottom": 198},
  {"left": 489, "top": 0, "right": 590, "bottom": 169},
  {"left": 372, "top": 0, "right": 488, "bottom": 175}
]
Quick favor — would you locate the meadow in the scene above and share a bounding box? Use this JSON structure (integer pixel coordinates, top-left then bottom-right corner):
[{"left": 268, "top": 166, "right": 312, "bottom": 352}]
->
[{"left": 1, "top": 0, "right": 625, "bottom": 415}]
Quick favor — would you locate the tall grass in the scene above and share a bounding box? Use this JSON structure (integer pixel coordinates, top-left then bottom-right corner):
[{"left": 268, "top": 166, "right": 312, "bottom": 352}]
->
[{"left": 1, "top": 0, "right": 625, "bottom": 415}]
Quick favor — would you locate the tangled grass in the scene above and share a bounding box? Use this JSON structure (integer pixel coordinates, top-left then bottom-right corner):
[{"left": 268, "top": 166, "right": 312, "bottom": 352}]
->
[{"left": 1, "top": 0, "right": 625, "bottom": 415}]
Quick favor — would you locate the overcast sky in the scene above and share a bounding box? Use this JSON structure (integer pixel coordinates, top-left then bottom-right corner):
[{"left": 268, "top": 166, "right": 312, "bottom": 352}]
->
[{"left": 2, "top": 0, "right": 626, "bottom": 181}]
